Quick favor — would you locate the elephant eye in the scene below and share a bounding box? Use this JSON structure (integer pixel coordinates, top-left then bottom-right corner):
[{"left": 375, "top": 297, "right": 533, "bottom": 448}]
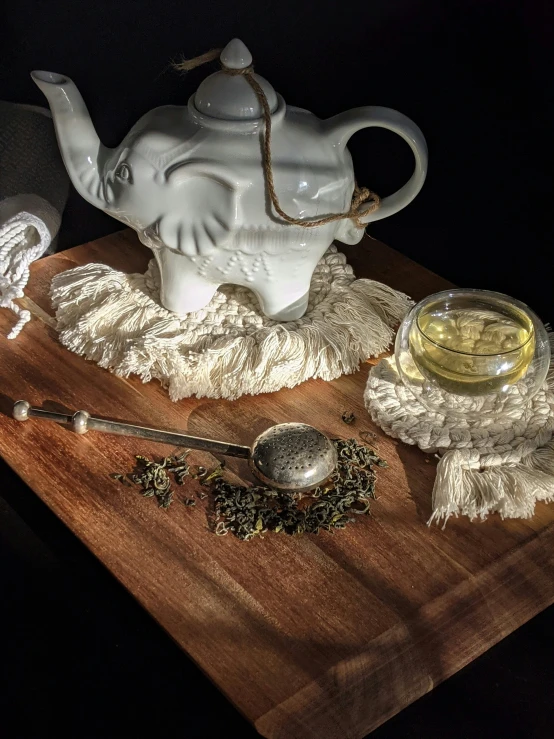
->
[{"left": 115, "top": 162, "right": 132, "bottom": 183}]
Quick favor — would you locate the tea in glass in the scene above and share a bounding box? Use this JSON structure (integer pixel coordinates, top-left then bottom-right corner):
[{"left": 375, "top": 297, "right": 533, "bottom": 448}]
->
[{"left": 409, "top": 297, "right": 535, "bottom": 396}]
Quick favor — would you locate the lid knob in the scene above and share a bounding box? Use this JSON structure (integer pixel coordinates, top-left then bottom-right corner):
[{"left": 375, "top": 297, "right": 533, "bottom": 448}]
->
[
  {"left": 193, "top": 39, "right": 278, "bottom": 121},
  {"left": 220, "top": 38, "right": 253, "bottom": 70}
]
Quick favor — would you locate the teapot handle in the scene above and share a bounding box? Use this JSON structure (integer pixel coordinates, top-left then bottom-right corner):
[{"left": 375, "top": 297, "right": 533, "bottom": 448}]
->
[{"left": 325, "top": 106, "right": 427, "bottom": 223}]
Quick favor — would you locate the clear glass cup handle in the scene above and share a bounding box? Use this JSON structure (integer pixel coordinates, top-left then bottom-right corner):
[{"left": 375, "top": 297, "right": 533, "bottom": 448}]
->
[{"left": 325, "top": 106, "right": 428, "bottom": 223}]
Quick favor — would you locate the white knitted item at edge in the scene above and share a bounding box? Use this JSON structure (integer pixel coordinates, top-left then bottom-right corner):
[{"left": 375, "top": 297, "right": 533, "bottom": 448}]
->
[
  {"left": 0, "top": 195, "right": 61, "bottom": 339},
  {"left": 0, "top": 220, "right": 46, "bottom": 338},
  {"left": 364, "top": 352, "right": 554, "bottom": 527},
  {"left": 50, "top": 246, "right": 412, "bottom": 401}
]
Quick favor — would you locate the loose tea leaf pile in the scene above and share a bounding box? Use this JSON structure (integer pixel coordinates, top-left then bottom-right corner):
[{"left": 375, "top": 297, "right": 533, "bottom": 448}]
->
[
  {"left": 112, "top": 438, "right": 386, "bottom": 540},
  {"left": 213, "top": 438, "right": 386, "bottom": 540},
  {"left": 112, "top": 452, "right": 192, "bottom": 509}
]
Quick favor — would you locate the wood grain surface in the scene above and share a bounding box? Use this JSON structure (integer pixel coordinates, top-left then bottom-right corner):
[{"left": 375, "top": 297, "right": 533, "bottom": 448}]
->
[{"left": 1, "top": 230, "right": 554, "bottom": 739}]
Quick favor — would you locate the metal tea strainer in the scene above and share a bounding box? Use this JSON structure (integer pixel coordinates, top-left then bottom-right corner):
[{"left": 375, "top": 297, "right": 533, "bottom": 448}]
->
[{"left": 13, "top": 401, "right": 337, "bottom": 492}]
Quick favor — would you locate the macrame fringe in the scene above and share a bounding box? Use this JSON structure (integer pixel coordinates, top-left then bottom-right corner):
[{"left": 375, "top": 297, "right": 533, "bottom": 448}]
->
[
  {"left": 429, "top": 339, "right": 554, "bottom": 526},
  {"left": 51, "top": 249, "right": 412, "bottom": 401},
  {"left": 428, "top": 440, "right": 554, "bottom": 528}
]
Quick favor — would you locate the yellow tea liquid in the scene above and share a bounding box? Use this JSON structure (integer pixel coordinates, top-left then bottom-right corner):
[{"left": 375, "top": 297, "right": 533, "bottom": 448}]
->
[{"left": 409, "top": 301, "right": 535, "bottom": 396}]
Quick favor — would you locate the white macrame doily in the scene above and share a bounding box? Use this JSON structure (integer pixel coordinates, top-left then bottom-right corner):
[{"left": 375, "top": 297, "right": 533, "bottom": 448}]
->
[
  {"left": 51, "top": 246, "right": 412, "bottom": 401},
  {"left": 365, "top": 355, "right": 554, "bottom": 525}
]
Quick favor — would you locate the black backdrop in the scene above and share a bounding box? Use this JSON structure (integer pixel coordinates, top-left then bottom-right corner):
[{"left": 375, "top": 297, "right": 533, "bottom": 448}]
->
[
  {"left": 3, "top": 0, "right": 552, "bottom": 316},
  {"left": 2, "top": 3, "right": 554, "bottom": 737}
]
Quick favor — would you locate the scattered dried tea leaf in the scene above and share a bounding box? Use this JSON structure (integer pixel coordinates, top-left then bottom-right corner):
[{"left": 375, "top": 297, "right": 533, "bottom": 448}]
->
[
  {"left": 210, "top": 438, "right": 386, "bottom": 541},
  {"left": 111, "top": 438, "right": 387, "bottom": 539},
  {"left": 111, "top": 452, "right": 192, "bottom": 509},
  {"left": 341, "top": 411, "right": 356, "bottom": 425},
  {"left": 200, "top": 463, "right": 226, "bottom": 485},
  {"left": 191, "top": 466, "right": 207, "bottom": 479}
]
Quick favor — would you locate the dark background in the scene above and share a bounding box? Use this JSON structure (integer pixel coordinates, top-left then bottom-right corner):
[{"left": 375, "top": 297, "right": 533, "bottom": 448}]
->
[
  {"left": 2, "top": 1, "right": 554, "bottom": 737},
  {"left": 2, "top": 0, "right": 553, "bottom": 316}
]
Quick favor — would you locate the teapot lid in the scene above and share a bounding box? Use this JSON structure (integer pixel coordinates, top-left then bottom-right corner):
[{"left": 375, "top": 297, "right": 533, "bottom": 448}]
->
[{"left": 193, "top": 39, "right": 278, "bottom": 121}]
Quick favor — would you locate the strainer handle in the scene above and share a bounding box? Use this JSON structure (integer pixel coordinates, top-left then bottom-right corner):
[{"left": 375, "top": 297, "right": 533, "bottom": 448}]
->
[{"left": 12, "top": 401, "right": 251, "bottom": 459}]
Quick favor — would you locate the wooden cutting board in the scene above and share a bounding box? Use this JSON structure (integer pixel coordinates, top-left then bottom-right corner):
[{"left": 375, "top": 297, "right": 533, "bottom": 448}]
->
[{"left": 1, "top": 230, "right": 554, "bottom": 739}]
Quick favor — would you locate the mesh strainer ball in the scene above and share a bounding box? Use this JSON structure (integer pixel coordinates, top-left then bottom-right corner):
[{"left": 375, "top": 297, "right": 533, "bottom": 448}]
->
[{"left": 250, "top": 423, "right": 338, "bottom": 491}]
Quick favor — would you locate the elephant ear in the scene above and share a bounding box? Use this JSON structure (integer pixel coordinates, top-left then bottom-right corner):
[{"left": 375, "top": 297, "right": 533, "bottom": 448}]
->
[{"left": 161, "top": 161, "right": 237, "bottom": 257}]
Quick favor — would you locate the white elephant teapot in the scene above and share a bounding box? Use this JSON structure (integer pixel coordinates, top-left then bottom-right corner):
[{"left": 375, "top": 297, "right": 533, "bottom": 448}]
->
[{"left": 32, "top": 38, "right": 427, "bottom": 321}]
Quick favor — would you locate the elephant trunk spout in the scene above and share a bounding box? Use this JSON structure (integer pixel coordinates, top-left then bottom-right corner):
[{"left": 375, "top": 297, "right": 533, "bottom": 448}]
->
[{"left": 31, "top": 71, "right": 109, "bottom": 210}]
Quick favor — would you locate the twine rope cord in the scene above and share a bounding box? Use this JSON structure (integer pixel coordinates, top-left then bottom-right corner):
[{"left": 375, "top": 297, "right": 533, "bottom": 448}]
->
[{"left": 174, "top": 49, "right": 380, "bottom": 229}]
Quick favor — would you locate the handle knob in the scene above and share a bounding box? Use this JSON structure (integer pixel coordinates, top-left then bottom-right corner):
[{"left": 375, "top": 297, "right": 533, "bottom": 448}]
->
[
  {"left": 72, "top": 410, "right": 90, "bottom": 434},
  {"left": 13, "top": 400, "right": 31, "bottom": 421}
]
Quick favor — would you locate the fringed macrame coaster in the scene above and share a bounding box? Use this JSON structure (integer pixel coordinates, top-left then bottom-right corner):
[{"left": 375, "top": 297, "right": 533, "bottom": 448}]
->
[
  {"left": 364, "top": 355, "right": 554, "bottom": 526},
  {"left": 50, "top": 246, "right": 412, "bottom": 401}
]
